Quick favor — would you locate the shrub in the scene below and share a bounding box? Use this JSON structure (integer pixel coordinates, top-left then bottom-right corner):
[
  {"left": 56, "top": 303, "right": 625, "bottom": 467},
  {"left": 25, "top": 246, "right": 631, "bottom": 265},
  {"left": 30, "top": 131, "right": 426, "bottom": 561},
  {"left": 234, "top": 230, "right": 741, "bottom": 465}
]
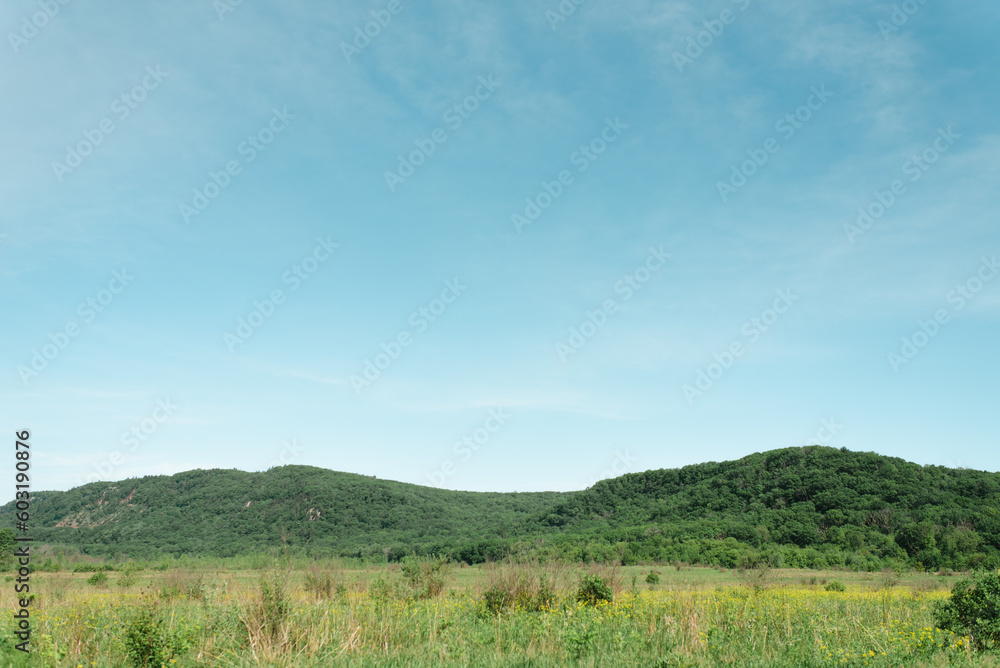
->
[
  {"left": 118, "top": 561, "right": 141, "bottom": 588},
  {"left": 481, "top": 584, "right": 511, "bottom": 615},
  {"left": 36, "top": 558, "right": 61, "bottom": 572},
  {"left": 122, "top": 606, "right": 185, "bottom": 668},
  {"left": 824, "top": 580, "right": 847, "bottom": 592},
  {"left": 577, "top": 575, "right": 613, "bottom": 606},
  {"left": 934, "top": 571, "right": 1000, "bottom": 651},
  {"left": 399, "top": 556, "right": 451, "bottom": 600},
  {"left": 87, "top": 571, "right": 109, "bottom": 587},
  {"left": 738, "top": 555, "right": 776, "bottom": 592},
  {"left": 645, "top": 572, "right": 661, "bottom": 585},
  {"left": 482, "top": 571, "right": 555, "bottom": 614}
]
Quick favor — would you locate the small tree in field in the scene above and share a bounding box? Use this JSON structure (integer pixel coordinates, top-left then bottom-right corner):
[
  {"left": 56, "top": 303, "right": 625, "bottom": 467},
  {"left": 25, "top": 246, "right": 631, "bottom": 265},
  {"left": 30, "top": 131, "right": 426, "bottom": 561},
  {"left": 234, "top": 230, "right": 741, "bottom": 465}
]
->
[
  {"left": 577, "top": 575, "right": 613, "bottom": 606},
  {"left": 934, "top": 571, "right": 1000, "bottom": 651}
]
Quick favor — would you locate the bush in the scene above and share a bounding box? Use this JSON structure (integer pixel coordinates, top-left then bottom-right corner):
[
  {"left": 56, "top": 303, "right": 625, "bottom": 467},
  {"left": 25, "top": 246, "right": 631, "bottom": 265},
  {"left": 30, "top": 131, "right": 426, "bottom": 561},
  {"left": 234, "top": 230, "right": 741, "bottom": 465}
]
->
[
  {"left": 576, "top": 575, "right": 613, "bottom": 606},
  {"left": 645, "top": 572, "right": 661, "bottom": 585},
  {"left": 934, "top": 570, "right": 1000, "bottom": 650},
  {"left": 36, "top": 558, "right": 61, "bottom": 572},
  {"left": 481, "top": 584, "right": 510, "bottom": 615},
  {"left": 824, "top": 580, "right": 847, "bottom": 592},
  {"left": 399, "top": 556, "right": 451, "bottom": 600},
  {"left": 87, "top": 571, "right": 109, "bottom": 587},
  {"left": 118, "top": 561, "right": 141, "bottom": 588},
  {"left": 122, "top": 608, "right": 173, "bottom": 668},
  {"left": 738, "top": 555, "right": 776, "bottom": 592},
  {"left": 481, "top": 566, "right": 555, "bottom": 615}
]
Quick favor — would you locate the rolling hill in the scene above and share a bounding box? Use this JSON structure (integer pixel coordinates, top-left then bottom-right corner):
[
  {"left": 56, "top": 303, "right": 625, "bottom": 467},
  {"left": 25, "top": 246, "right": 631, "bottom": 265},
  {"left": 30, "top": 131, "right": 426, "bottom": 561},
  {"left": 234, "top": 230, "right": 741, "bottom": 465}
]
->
[{"left": 7, "top": 446, "right": 1000, "bottom": 570}]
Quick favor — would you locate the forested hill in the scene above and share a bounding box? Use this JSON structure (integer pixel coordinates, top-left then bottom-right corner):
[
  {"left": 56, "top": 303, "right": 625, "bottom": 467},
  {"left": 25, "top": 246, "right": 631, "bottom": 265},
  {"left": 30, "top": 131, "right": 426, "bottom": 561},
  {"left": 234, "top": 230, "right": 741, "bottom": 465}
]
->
[
  {"left": 12, "top": 466, "right": 565, "bottom": 559},
  {"left": 528, "top": 447, "right": 1000, "bottom": 570},
  {"left": 7, "top": 446, "right": 1000, "bottom": 570}
]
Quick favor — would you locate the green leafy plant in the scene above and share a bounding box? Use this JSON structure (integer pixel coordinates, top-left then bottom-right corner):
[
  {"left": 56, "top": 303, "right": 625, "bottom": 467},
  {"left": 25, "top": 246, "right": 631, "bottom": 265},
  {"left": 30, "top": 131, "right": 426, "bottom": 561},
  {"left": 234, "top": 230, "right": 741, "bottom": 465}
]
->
[
  {"left": 87, "top": 571, "right": 109, "bottom": 586},
  {"left": 824, "top": 580, "right": 846, "bottom": 592},
  {"left": 122, "top": 606, "right": 172, "bottom": 668},
  {"left": 399, "top": 555, "right": 451, "bottom": 600},
  {"left": 933, "top": 570, "right": 1000, "bottom": 650},
  {"left": 645, "top": 572, "right": 661, "bottom": 585},
  {"left": 577, "top": 575, "right": 613, "bottom": 606},
  {"left": 118, "top": 561, "right": 141, "bottom": 588},
  {"left": 369, "top": 574, "right": 403, "bottom": 606},
  {"left": 480, "top": 568, "right": 555, "bottom": 615},
  {"left": 566, "top": 621, "right": 598, "bottom": 660}
]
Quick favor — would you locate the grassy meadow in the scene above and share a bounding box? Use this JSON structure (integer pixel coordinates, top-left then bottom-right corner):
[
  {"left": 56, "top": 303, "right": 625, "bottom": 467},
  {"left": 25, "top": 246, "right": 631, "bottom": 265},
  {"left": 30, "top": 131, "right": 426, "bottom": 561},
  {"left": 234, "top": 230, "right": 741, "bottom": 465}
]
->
[{"left": 0, "top": 558, "right": 996, "bottom": 667}]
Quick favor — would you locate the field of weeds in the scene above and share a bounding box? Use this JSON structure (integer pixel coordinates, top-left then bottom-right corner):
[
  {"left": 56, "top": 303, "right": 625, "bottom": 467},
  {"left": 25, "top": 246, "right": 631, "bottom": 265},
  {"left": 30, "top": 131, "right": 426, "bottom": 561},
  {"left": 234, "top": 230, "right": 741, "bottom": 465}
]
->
[{"left": 0, "top": 561, "right": 994, "bottom": 667}]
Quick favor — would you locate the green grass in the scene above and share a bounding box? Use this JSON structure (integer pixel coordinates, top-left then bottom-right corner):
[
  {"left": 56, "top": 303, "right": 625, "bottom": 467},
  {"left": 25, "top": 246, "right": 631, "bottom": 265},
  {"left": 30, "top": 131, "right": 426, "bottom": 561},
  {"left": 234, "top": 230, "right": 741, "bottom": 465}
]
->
[{"left": 0, "top": 562, "right": 995, "bottom": 667}]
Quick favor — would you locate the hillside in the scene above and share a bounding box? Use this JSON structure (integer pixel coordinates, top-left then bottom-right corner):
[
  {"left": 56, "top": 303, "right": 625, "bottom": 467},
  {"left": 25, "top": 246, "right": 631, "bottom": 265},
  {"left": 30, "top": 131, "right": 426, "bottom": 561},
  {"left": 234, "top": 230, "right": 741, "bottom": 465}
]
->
[
  {"left": 7, "top": 447, "right": 1000, "bottom": 570},
  {"left": 14, "top": 466, "right": 565, "bottom": 560},
  {"left": 526, "top": 446, "right": 1000, "bottom": 569}
]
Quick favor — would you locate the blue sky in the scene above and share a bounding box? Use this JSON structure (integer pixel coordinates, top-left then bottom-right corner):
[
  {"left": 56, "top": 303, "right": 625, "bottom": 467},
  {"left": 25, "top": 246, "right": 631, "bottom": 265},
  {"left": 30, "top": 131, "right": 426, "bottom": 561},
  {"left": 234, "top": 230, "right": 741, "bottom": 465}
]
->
[{"left": 1, "top": 0, "right": 998, "bottom": 500}]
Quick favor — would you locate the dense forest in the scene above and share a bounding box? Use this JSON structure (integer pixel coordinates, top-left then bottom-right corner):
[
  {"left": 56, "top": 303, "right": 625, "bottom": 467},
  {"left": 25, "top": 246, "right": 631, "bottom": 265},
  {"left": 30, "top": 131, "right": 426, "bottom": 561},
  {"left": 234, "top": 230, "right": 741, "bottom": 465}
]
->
[{"left": 6, "top": 446, "right": 1000, "bottom": 571}]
